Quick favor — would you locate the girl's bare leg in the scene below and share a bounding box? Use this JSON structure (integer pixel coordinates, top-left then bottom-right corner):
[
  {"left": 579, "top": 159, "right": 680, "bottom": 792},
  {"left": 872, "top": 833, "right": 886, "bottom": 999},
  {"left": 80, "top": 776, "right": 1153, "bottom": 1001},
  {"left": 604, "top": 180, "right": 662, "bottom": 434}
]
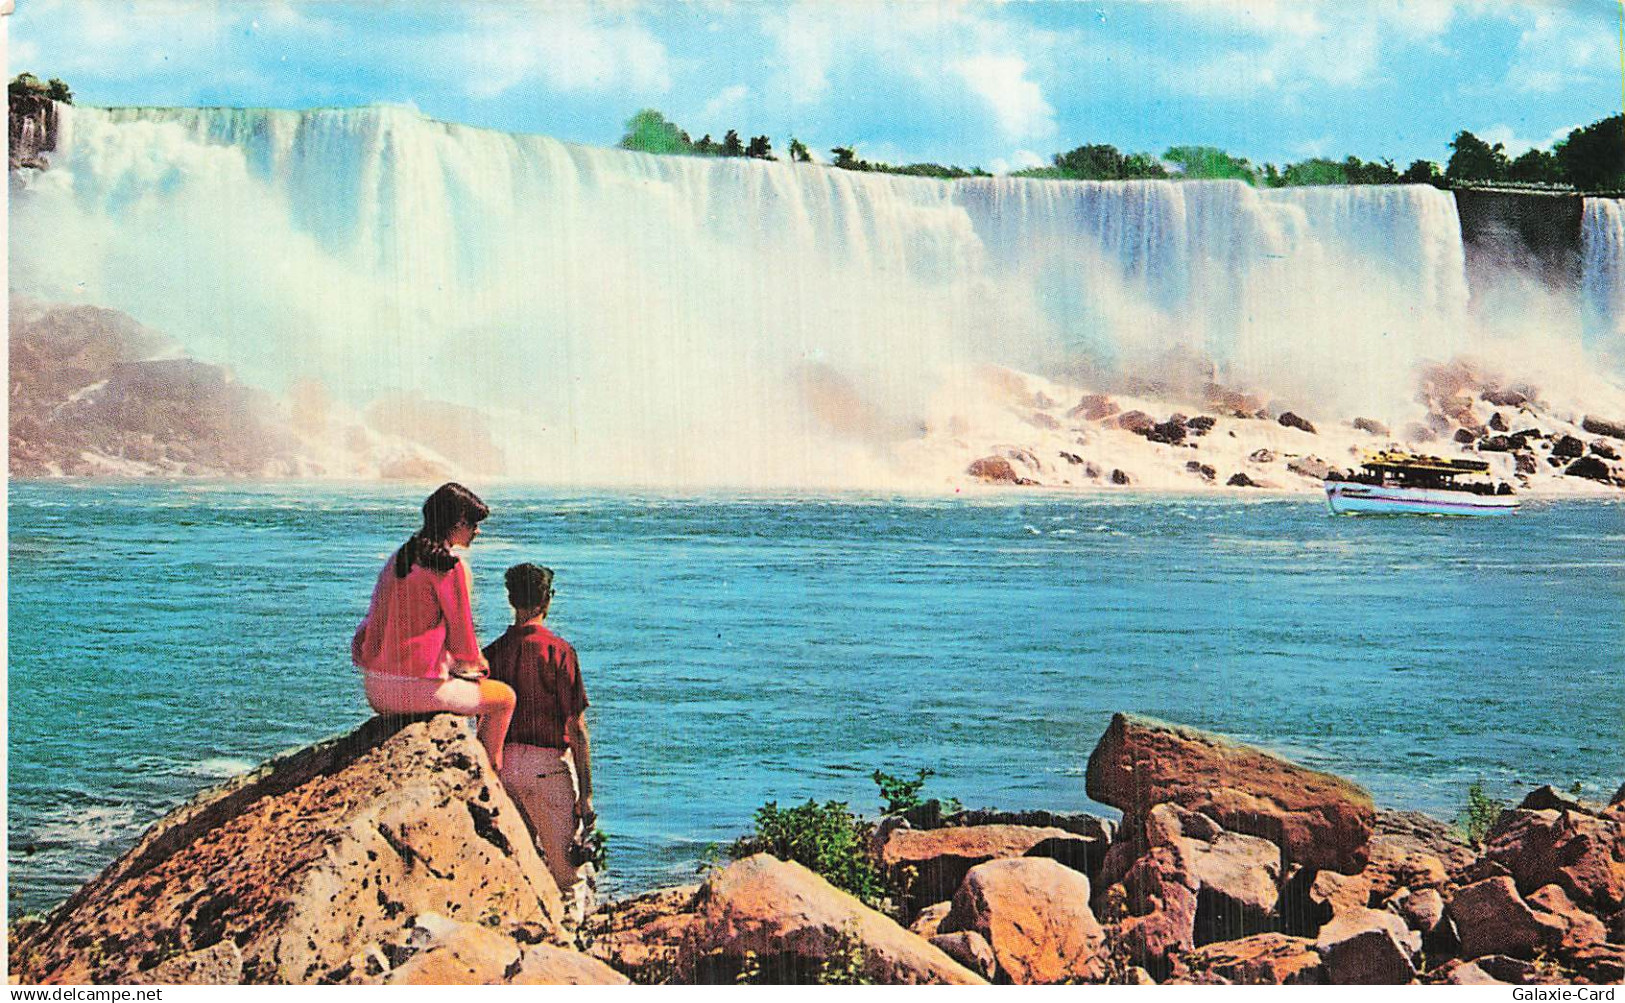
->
[{"left": 476, "top": 679, "right": 517, "bottom": 771}]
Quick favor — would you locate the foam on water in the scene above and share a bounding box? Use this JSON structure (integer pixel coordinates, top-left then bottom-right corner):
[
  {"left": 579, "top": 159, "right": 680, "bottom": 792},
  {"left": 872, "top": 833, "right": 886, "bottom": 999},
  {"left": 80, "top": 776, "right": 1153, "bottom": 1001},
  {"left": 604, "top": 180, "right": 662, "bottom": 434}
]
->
[{"left": 17, "top": 103, "right": 1617, "bottom": 486}]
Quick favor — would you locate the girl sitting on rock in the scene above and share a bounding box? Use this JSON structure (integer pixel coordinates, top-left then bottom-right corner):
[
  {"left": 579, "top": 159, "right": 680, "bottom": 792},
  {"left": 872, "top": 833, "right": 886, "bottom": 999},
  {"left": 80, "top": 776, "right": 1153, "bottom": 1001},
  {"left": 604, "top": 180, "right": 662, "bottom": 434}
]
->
[{"left": 352, "top": 482, "right": 516, "bottom": 769}]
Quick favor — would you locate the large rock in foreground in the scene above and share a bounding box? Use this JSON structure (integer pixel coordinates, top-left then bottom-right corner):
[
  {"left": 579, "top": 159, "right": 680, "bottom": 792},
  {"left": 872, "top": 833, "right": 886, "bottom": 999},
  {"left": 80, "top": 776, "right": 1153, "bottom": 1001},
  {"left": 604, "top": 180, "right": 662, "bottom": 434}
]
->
[
  {"left": 682, "top": 854, "right": 984, "bottom": 985},
  {"left": 1086, "top": 713, "right": 1375, "bottom": 873},
  {"left": 9, "top": 716, "right": 568, "bottom": 984}
]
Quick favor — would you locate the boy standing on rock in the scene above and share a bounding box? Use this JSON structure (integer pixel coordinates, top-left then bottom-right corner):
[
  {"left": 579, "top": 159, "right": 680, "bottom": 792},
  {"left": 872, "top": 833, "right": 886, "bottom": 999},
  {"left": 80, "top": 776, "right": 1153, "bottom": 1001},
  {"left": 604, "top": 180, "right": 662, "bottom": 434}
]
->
[{"left": 484, "top": 563, "right": 596, "bottom": 924}]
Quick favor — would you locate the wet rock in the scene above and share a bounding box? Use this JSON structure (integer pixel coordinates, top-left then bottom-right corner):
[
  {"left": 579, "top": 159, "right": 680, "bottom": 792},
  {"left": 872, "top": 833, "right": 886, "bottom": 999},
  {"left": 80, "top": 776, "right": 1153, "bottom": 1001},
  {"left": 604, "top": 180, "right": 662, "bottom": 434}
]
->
[
  {"left": 927, "top": 931, "right": 995, "bottom": 981},
  {"left": 877, "top": 824, "right": 1077, "bottom": 911},
  {"left": 1567, "top": 456, "right": 1617, "bottom": 482},
  {"left": 941, "top": 858, "right": 1104, "bottom": 985},
  {"left": 1483, "top": 388, "right": 1530, "bottom": 407},
  {"left": 1025, "top": 411, "right": 1060, "bottom": 431},
  {"left": 1447, "top": 876, "right": 1565, "bottom": 959},
  {"left": 1286, "top": 456, "right": 1332, "bottom": 480},
  {"left": 1187, "top": 415, "right": 1216, "bottom": 435},
  {"left": 1515, "top": 451, "right": 1539, "bottom": 474},
  {"left": 1352, "top": 417, "right": 1390, "bottom": 436},
  {"left": 1110, "top": 469, "right": 1130, "bottom": 485},
  {"left": 1086, "top": 713, "right": 1374, "bottom": 874},
  {"left": 1553, "top": 434, "right": 1586, "bottom": 459},
  {"left": 1519, "top": 785, "right": 1591, "bottom": 815},
  {"left": 1143, "top": 418, "right": 1187, "bottom": 445},
  {"left": 1454, "top": 428, "right": 1477, "bottom": 444},
  {"left": 1116, "top": 410, "right": 1155, "bottom": 434},
  {"left": 1314, "top": 907, "right": 1420, "bottom": 984},
  {"left": 1278, "top": 412, "right": 1317, "bottom": 434},
  {"left": 967, "top": 456, "right": 1019, "bottom": 483},
  {"left": 683, "top": 854, "right": 983, "bottom": 985},
  {"left": 1484, "top": 807, "right": 1625, "bottom": 915},
  {"left": 1058, "top": 451, "right": 1083, "bottom": 465},
  {"left": 1592, "top": 440, "right": 1621, "bottom": 460},
  {"left": 1582, "top": 415, "right": 1625, "bottom": 439},
  {"left": 1067, "top": 394, "right": 1119, "bottom": 421},
  {"left": 7, "top": 716, "right": 567, "bottom": 985},
  {"left": 1489, "top": 411, "right": 1509, "bottom": 432},
  {"left": 1226, "top": 472, "right": 1258, "bottom": 488},
  {"left": 1478, "top": 435, "right": 1512, "bottom": 452},
  {"left": 1247, "top": 448, "right": 1275, "bottom": 463},
  {"left": 1186, "top": 461, "right": 1216, "bottom": 481}
]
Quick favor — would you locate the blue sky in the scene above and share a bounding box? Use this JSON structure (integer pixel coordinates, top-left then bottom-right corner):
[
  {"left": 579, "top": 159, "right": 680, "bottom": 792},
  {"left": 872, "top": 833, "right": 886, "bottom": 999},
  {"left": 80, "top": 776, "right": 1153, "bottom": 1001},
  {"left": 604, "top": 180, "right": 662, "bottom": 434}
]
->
[{"left": 12, "top": 0, "right": 1625, "bottom": 172}]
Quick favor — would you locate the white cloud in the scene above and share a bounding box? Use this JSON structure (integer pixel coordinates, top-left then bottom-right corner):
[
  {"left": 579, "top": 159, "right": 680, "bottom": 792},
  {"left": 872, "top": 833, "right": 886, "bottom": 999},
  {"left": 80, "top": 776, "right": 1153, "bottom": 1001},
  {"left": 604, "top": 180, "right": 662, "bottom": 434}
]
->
[
  {"left": 990, "top": 148, "right": 1046, "bottom": 175},
  {"left": 1478, "top": 121, "right": 1581, "bottom": 157},
  {"left": 955, "top": 54, "right": 1055, "bottom": 140},
  {"left": 701, "top": 84, "right": 750, "bottom": 125},
  {"left": 445, "top": 8, "right": 671, "bottom": 99},
  {"left": 1505, "top": 7, "right": 1615, "bottom": 94}
]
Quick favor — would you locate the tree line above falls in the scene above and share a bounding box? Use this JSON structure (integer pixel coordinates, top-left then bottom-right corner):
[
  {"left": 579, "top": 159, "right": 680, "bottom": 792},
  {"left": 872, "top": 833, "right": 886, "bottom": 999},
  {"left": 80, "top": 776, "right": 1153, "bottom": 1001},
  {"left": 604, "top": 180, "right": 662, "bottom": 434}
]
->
[{"left": 619, "top": 106, "right": 1625, "bottom": 192}]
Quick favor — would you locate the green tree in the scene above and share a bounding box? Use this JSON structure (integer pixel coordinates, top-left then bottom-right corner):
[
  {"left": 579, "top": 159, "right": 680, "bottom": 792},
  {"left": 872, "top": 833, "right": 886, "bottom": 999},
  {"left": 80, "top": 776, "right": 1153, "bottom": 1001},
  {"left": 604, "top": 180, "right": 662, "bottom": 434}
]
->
[
  {"left": 619, "top": 109, "right": 693, "bottom": 155},
  {"left": 745, "top": 134, "right": 775, "bottom": 160},
  {"left": 1445, "top": 130, "right": 1508, "bottom": 183},
  {"left": 1164, "top": 145, "right": 1257, "bottom": 183},
  {"left": 1281, "top": 158, "right": 1348, "bottom": 186},
  {"left": 788, "top": 137, "right": 811, "bottom": 163},
  {"left": 45, "top": 77, "right": 72, "bottom": 103},
  {"left": 1053, "top": 143, "right": 1127, "bottom": 179},
  {"left": 1507, "top": 148, "right": 1563, "bottom": 184},
  {"left": 721, "top": 129, "right": 744, "bottom": 157},
  {"left": 1554, "top": 115, "right": 1625, "bottom": 192},
  {"left": 1399, "top": 159, "right": 1444, "bottom": 186},
  {"left": 831, "top": 145, "right": 862, "bottom": 170},
  {"left": 692, "top": 133, "right": 720, "bottom": 156},
  {"left": 1344, "top": 156, "right": 1398, "bottom": 184}
]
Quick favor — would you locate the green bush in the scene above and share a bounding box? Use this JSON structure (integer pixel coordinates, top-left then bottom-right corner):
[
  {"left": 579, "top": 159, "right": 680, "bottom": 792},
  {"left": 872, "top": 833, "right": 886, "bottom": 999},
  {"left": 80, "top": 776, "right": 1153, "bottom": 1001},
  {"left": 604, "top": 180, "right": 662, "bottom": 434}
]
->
[
  {"left": 1458, "top": 781, "right": 1507, "bottom": 844},
  {"left": 727, "top": 799, "right": 884, "bottom": 906}
]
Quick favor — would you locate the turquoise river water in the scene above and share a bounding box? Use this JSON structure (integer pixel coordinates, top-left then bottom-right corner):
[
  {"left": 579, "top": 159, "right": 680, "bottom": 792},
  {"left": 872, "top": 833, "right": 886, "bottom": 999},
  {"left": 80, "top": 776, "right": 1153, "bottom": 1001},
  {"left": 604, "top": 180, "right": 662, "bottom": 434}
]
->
[{"left": 7, "top": 482, "right": 1623, "bottom": 914}]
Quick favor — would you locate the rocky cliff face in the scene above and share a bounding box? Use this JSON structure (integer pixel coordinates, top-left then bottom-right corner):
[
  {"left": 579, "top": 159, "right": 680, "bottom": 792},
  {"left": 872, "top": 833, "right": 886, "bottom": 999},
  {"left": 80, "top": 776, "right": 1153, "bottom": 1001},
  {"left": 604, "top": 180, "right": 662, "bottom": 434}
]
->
[
  {"left": 6, "top": 715, "right": 626, "bottom": 985},
  {"left": 8, "top": 91, "right": 57, "bottom": 170}
]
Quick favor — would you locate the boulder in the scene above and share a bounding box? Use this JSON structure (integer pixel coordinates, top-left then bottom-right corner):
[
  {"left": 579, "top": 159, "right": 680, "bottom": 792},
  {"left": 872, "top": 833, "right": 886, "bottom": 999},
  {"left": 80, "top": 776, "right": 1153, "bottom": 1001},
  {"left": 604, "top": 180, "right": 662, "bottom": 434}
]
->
[
  {"left": 908, "top": 901, "right": 951, "bottom": 939},
  {"left": 940, "top": 858, "right": 1105, "bottom": 984},
  {"left": 1478, "top": 434, "right": 1512, "bottom": 452},
  {"left": 1142, "top": 418, "right": 1187, "bottom": 445},
  {"left": 878, "top": 824, "right": 1076, "bottom": 910},
  {"left": 1185, "top": 933, "right": 1325, "bottom": 985},
  {"left": 1186, "top": 460, "right": 1216, "bottom": 481},
  {"left": 1278, "top": 412, "right": 1317, "bottom": 434},
  {"left": 943, "top": 809, "right": 1114, "bottom": 845},
  {"left": 386, "top": 919, "right": 626, "bottom": 985},
  {"left": 1085, "top": 713, "right": 1375, "bottom": 873},
  {"left": 1565, "top": 455, "right": 1616, "bottom": 482},
  {"left": 1442, "top": 960, "right": 1509, "bottom": 985},
  {"left": 1096, "top": 805, "right": 1280, "bottom": 975},
  {"left": 508, "top": 944, "right": 633, "bottom": 985},
  {"left": 1566, "top": 943, "right": 1625, "bottom": 984},
  {"left": 1516, "top": 451, "right": 1539, "bottom": 474},
  {"left": 1592, "top": 440, "right": 1621, "bottom": 461},
  {"left": 1554, "top": 434, "right": 1587, "bottom": 459},
  {"left": 967, "top": 456, "right": 1019, "bottom": 483},
  {"left": 1364, "top": 835, "right": 1448, "bottom": 901},
  {"left": 1110, "top": 469, "right": 1131, "bottom": 485},
  {"left": 1116, "top": 410, "right": 1155, "bottom": 434},
  {"left": 1448, "top": 876, "right": 1565, "bottom": 959},
  {"left": 1387, "top": 887, "right": 1446, "bottom": 936},
  {"left": 581, "top": 885, "right": 702, "bottom": 984},
  {"left": 1483, "top": 388, "right": 1530, "bottom": 407},
  {"left": 1489, "top": 411, "right": 1509, "bottom": 432},
  {"left": 683, "top": 854, "right": 983, "bottom": 985},
  {"left": 1519, "top": 785, "right": 1590, "bottom": 814},
  {"left": 1482, "top": 808, "right": 1625, "bottom": 916},
  {"left": 1286, "top": 456, "right": 1332, "bottom": 480},
  {"left": 1314, "top": 907, "right": 1420, "bottom": 984},
  {"left": 1247, "top": 448, "right": 1276, "bottom": 463},
  {"left": 1582, "top": 415, "right": 1625, "bottom": 439},
  {"left": 1226, "top": 472, "right": 1258, "bottom": 488},
  {"left": 1526, "top": 884, "right": 1608, "bottom": 949},
  {"left": 927, "top": 931, "right": 995, "bottom": 980},
  {"left": 1187, "top": 415, "right": 1216, "bottom": 434},
  {"left": 1067, "top": 394, "right": 1119, "bottom": 422},
  {"left": 7, "top": 716, "right": 566, "bottom": 985},
  {"left": 1351, "top": 417, "right": 1390, "bottom": 437},
  {"left": 1453, "top": 428, "right": 1477, "bottom": 444}
]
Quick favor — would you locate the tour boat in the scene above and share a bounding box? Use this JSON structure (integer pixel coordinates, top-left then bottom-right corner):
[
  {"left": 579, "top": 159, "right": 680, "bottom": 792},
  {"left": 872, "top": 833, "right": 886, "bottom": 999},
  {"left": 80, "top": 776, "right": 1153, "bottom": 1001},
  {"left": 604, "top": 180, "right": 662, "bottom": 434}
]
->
[{"left": 1324, "top": 451, "right": 1519, "bottom": 516}]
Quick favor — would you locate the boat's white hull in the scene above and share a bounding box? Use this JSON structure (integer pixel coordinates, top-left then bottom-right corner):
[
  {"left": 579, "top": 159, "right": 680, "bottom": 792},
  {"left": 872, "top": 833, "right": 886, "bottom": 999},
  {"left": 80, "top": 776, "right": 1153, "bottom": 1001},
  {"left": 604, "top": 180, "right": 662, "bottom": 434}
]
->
[{"left": 1324, "top": 482, "right": 1520, "bottom": 516}]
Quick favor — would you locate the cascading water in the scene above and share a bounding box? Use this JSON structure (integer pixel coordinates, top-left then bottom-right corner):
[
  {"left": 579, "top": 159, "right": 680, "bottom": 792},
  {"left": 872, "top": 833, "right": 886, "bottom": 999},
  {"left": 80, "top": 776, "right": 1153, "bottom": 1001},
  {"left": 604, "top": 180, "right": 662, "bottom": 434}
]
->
[
  {"left": 1583, "top": 198, "right": 1625, "bottom": 367},
  {"left": 11, "top": 102, "right": 1607, "bottom": 486}
]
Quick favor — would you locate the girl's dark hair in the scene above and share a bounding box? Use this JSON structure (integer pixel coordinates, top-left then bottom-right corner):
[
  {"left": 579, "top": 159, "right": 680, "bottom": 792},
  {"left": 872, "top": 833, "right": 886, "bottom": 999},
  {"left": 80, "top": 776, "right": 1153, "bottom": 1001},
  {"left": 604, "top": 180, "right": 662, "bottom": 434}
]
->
[
  {"left": 505, "top": 563, "right": 555, "bottom": 610},
  {"left": 393, "top": 483, "right": 489, "bottom": 577}
]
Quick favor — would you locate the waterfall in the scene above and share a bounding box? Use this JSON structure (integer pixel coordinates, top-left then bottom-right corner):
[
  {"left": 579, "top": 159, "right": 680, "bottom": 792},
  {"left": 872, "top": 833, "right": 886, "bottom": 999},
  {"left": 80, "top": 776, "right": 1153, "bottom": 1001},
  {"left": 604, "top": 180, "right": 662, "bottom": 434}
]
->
[
  {"left": 1583, "top": 198, "right": 1625, "bottom": 366},
  {"left": 13, "top": 102, "right": 1598, "bottom": 485}
]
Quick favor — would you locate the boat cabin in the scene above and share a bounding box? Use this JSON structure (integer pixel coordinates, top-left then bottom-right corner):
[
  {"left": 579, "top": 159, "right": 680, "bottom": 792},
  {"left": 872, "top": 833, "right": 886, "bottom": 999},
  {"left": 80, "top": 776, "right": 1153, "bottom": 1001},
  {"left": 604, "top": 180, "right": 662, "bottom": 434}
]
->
[{"left": 1327, "top": 451, "right": 1512, "bottom": 495}]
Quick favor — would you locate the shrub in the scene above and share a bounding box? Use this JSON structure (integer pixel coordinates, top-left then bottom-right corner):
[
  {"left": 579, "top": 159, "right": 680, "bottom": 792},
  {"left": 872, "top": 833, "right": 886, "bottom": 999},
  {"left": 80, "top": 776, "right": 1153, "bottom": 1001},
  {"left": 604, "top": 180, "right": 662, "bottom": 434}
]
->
[
  {"left": 1458, "top": 780, "right": 1507, "bottom": 844},
  {"left": 727, "top": 799, "right": 884, "bottom": 906}
]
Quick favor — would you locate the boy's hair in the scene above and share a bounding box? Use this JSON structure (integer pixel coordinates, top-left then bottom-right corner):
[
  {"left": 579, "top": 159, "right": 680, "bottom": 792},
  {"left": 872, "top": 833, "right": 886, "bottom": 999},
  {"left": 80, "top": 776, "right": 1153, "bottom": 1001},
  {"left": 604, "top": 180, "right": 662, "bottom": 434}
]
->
[{"left": 505, "top": 563, "right": 555, "bottom": 610}]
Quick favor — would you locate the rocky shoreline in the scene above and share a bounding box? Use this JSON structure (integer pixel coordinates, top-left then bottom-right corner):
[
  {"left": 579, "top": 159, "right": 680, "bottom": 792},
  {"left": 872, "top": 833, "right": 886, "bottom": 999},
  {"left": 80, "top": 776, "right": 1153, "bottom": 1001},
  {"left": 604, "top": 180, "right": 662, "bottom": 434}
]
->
[{"left": 10, "top": 712, "right": 1622, "bottom": 985}]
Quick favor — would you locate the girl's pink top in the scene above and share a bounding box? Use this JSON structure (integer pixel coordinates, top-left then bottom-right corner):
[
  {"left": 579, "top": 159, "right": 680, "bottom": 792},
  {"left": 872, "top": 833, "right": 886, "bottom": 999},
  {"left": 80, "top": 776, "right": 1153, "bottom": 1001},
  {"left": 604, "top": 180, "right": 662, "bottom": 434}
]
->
[{"left": 352, "top": 553, "right": 482, "bottom": 679}]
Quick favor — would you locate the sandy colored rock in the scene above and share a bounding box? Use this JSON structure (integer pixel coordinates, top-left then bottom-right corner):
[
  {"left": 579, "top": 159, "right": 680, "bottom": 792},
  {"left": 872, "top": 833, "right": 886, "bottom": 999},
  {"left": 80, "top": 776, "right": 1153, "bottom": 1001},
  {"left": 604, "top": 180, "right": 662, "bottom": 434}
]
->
[
  {"left": 967, "top": 456, "right": 1020, "bottom": 483},
  {"left": 1448, "top": 876, "right": 1566, "bottom": 960},
  {"left": 1314, "top": 906, "right": 1420, "bottom": 984},
  {"left": 928, "top": 931, "right": 996, "bottom": 981},
  {"left": 684, "top": 854, "right": 983, "bottom": 985},
  {"left": 8, "top": 716, "right": 565, "bottom": 985},
  {"left": 581, "top": 885, "right": 702, "bottom": 984},
  {"left": 1386, "top": 887, "right": 1446, "bottom": 935},
  {"left": 1364, "top": 834, "right": 1448, "bottom": 899},
  {"left": 1525, "top": 883, "right": 1608, "bottom": 949},
  {"left": 508, "top": 944, "right": 631, "bottom": 985},
  {"left": 908, "top": 901, "right": 952, "bottom": 939},
  {"left": 941, "top": 857, "right": 1105, "bottom": 985},
  {"left": 879, "top": 824, "right": 1076, "bottom": 908},
  {"left": 1483, "top": 808, "right": 1625, "bottom": 916},
  {"left": 1085, "top": 713, "right": 1374, "bottom": 873},
  {"left": 385, "top": 921, "right": 520, "bottom": 985},
  {"left": 1185, "top": 933, "right": 1325, "bottom": 985}
]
